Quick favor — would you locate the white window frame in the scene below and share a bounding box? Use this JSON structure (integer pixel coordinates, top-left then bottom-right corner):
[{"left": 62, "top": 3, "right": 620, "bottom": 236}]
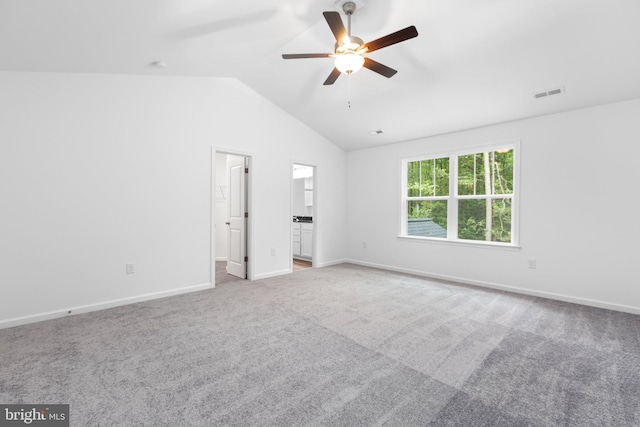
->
[{"left": 400, "top": 140, "right": 521, "bottom": 248}]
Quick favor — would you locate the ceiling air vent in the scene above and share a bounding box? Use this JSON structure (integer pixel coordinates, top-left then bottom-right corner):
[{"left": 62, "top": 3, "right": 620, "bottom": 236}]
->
[{"left": 533, "top": 86, "right": 565, "bottom": 99}]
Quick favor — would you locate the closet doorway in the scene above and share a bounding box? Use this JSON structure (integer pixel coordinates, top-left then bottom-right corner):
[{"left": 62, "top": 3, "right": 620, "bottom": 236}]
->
[{"left": 214, "top": 151, "right": 251, "bottom": 285}]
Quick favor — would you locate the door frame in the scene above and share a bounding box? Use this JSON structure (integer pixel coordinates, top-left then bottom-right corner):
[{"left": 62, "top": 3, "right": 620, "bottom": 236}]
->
[
  {"left": 290, "top": 161, "right": 317, "bottom": 272},
  {"left": 212, "top": 147, "right": 253, "bottom": 286}
]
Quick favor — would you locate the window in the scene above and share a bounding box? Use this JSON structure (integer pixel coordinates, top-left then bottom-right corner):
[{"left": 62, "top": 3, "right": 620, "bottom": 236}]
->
[{"left": 401, "top": 142, "right": 518, "bottom": 245}]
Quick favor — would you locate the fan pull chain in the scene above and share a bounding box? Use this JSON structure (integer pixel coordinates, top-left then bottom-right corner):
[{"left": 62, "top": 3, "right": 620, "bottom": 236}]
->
[{"left": 347, "top": 73, "right": 352, "bottom": 109}]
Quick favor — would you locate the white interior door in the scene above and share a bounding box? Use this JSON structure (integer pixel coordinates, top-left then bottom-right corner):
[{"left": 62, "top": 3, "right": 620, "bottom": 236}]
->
[{"left": 226, "top": 156, "right": 246, "bottom": 278}]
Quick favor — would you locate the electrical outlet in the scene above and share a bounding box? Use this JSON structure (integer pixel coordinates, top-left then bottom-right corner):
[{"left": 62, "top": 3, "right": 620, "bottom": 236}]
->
[
  {"left": 126, "top": 263, "right": 135, "bottom": 274},
  {"left": 362, "top": 242, "right": 367, "bottom": 249},
  {"left": 270, "top": 247, "right": 276, "bottom": 256},
  {"left": 528, "top": 259, "right": 537, "bottom": 269}
]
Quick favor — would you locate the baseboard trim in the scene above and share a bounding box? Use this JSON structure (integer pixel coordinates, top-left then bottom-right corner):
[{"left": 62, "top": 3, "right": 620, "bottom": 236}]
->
[
  {"left": 345, "top": 259, "right": 640, "bottom": 315},
  {"left": 314, "top": 258, "right": 349, "bottom": 268},
  {"left": 252, "top": 258, "right": 348, "bottom": 280},
  {"left": 0, "top": 282, "right": 213, "bottom": 330},
  {"left": 253, "top": 269, "right": 291, "bottom": 281}
]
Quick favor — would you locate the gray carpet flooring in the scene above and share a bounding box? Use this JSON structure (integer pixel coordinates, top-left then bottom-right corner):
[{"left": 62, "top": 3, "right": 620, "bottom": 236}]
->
[
  {"left": 1, "top": 263, "right": 639, "bottom": 426},
  {"left": 215, "top": 261, "right": 246, "bottom": 285}
]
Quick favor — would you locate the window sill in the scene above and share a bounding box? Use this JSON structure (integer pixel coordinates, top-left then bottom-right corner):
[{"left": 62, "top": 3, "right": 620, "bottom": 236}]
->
[{"left": 397, "top": 235, "right": 522, "bottom": 251}]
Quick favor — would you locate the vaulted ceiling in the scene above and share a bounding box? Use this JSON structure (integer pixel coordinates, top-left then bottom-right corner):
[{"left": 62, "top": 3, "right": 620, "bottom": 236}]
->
[{"left": 2, "top": 0, "right": 639, "bottom": 151}]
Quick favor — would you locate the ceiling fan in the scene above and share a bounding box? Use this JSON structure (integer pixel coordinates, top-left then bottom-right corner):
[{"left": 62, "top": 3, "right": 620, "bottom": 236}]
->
[{"left": 282, "top": 1, "right": 418, "bottom": 85}]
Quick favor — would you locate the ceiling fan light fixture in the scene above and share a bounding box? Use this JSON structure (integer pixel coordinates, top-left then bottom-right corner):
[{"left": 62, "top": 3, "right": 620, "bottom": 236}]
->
[
  {"left": 334, "top": 52, "right": 365, "bottom": 74},
  {"left": 282, "top": 3, "right": 418, "bottom": 85}
]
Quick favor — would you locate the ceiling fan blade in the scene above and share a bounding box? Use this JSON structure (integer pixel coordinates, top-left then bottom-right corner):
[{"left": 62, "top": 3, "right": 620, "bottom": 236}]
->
[
  {"left": 362, "top": 26, "right": 418, "bottom": 53},
  {"left": 363, "top": 58, "right": 397, "bottom": 78},
  {"left": 323, "top": 11, "right": 347, "bottom": 42},
  {"left": 323, "top": 68, "right": 341, "bottom": 85},
  {"left": 282, "top": 53, "right": 333, "bottom": 59}
]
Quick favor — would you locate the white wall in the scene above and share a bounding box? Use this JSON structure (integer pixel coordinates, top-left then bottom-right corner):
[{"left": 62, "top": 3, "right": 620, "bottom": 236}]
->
[
  {"left": 346, "top": 98, "right": 640, "bottom": 313},
  {"left": 0, "top": 71, "right": 347, "bottom": 326},
  {"left": 3, "top": 70, "right": 637, "bottom": 326}
]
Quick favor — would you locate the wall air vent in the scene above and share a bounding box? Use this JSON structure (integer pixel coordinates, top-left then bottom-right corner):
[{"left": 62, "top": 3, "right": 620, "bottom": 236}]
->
[{"left": 533, "top": 86, "right": 565, "bottom": 99}]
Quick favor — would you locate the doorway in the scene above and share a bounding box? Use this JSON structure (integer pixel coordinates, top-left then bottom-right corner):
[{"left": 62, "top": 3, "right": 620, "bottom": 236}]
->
[
  {"left": 214, "top": 151, "right": 250, "bottom": 285},
  {"left": 291, "top": 163, "right": 315, "bottom": 272}
]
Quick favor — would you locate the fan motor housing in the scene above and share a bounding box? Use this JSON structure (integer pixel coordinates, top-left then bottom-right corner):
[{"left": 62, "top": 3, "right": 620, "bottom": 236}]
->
[
  {"left": 335, "top": 36, "right": 364, "bottom": 54},
  {"left": 342, "top": 2, "right": 357, "bottom": 14}
]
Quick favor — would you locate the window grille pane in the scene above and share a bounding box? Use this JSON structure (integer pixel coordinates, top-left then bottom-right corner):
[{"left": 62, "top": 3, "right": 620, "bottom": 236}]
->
[
  {"left": 458, "top": 149, "right": 513, "bottom": 196},
  {"left": 407, "top": 200, "right": 448, "bottom": 238},
  {"left": 407, "top": 161, "right": 420, "bottom": 197},
  {"left": 458, "top": 153, "right": 484, "bottom": 195},
  {"left": 492, "top": 149, "right": 514, "bottom": 195},
  {"left": 435, "top": 158, "right": 450, "bottom": 196},
  {"left": 458, "top": 198, "right": 512, "bottom": 243},
  {"left": 420, "top": 157, "right": 449, "bottom": 197}
]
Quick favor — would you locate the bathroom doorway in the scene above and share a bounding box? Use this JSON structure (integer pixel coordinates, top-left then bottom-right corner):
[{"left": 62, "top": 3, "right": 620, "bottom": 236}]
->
[{"left": 291, "top": 163, "right": 315, "bottom": 272}]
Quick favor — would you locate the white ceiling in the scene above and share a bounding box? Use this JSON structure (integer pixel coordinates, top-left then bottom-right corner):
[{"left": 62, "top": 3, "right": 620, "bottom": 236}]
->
[{"left": 2, "top": 0, "right": 639, "bottom": 151}]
